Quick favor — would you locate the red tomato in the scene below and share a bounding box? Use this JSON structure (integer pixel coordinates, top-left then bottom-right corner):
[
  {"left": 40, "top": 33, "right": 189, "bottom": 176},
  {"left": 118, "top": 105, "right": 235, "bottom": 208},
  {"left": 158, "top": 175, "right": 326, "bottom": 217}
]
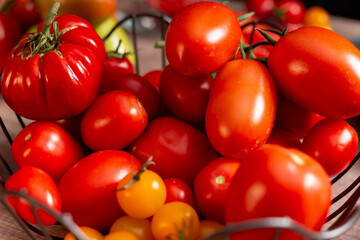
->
[
  {"left": 53, "top": 114, "right": 83, "bottom": 142},
  {"left": 159, "top": 65, "right": 212, "bottom": 123},
  {"left": 143, "top": 70, "right": 162, "bottom": 92},
  {"left": 128, "top": 117, "right": 218, "bottom": 186},
  {"left": 58, "top": 150, "right": 141, "bottom": 232},
  {"left": 274, "top": 93, "right": 324, "bottom": 139},
  {"left": 273, "top": 0, "right": 306, "bottom": 25},
  {"left": 165, "top": 1, "right": 242, "bottom": 77},
  {"left": 100, "top": 73, "right": 160, "bottom": 120},
  {"left": 5, "top": 166, "right": 61, "bottom": 226},
  {"left": 266, "top": 128, "right": 302, "bottom": 148},
  {"left": 193, "top": 157, "right": 241, "bottom": 223},
  {"left": 205, "top": 59, "right": 277, "bottom": 159},
  {"left": 225, "top": 144, "right": 331, "bottom": 240},
  {"left": 245, "top": 0, "right": 275, "bottom": 19},
  {"left": 1, "top": 12, "right": 105, "bottom": 120},
  {"left": 163, "top": 178, "right": 196, "bottom": 209},
  {"left": 147, "top": 0, "right": 196, "bottom": 17},
  {"left": 268, "top": 26, "right": 360, "bottom": 119},
  {"left": 301, "top": 118, "right": 358, "bottom": 176},
  {"left": 81, "top": 90, "right": 148, "bottom": 151},
  {"left": 11, "top": 121, "right": 85, "bottom": 183}
]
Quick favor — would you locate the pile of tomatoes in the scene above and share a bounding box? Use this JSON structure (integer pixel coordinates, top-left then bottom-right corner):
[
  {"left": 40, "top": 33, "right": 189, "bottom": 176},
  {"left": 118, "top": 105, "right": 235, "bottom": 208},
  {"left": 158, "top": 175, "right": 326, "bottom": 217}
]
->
[{"left": 1, "top": 1, "right": 360, "bottom": 240}]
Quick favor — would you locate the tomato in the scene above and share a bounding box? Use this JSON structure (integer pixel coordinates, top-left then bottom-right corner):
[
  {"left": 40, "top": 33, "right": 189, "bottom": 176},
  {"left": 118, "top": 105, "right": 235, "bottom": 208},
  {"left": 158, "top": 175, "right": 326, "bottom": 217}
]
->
[
  {"left": 268, "top": 26, "right": 360, "bottom": 119},
  {"left": 0, "top": 13, "right": 22, "bottom": 72},
  {"left": 128, "top": 117, "right": 218, "bottom": 186},
  {"left": 301, "top": 118, "right": 358, "bottom": 176},
  {"left": 245, "top": 0, "right": 275, "bottom": 19},
  {"left": 159, "top": 65, "right": 212, "bottom": 123},
  {"left": 143, "top": 70, "right": 162, "bottom": 93},
  {"left": 225, "top": 144, "right": 331, "bottom": 240},
  {"left": 198, "top": 220, "right": 225, "bottom": 240},
  {"left": 64, "top": 226, "right": 103, "bottom": 240},
  {"left": 110, "top": 216, "right": 153, "bottom": 240},
  {"left": 274, "top": 93, "right": 324, "bottom": 139},
  {"left": 1, "top": 11, "right": 105, "bottom": 120},
  {"left": 273, "top": 0, "right": 306, "bottom": 25},
  {"left": 165, "top": 1, "right": 242, "bottom": 77},
  {"left": 164, "top": 178, "right": 195, "bottom": 209},
  {"left": 266, "top": 128, "right": 302, "bottom": 148},
  {"left": 205, "top": 59, "right": 277, "bottom": 159},
  {"left": 58, "top": 150, "right": 141, "bottom": 232},
  {"left": 35, "top": 0, "right": 116, "bottom": 25},
  {"left": 117, "top": 170, "right": 166, "bottom": 219},
  {"left": 151, "top": 202, "right": 200, "bottom": 240},
  {"left": 193, "top": 157, "right": 241, "bottom": 223},
  {"left": 103, "top": 231, "right": 139, "bottom": 240},
  {"left": 100, "top": 73, "right": 160, "bottom": 120},
  {"left": 53, "top": 114, "right": 83, "bottom": 142},
  {"left": 11, "top": 121, "right": 85, "bottom": 183},
  {"left": 5, "top": 166, "right": 61, "bottom": 226},
  {"left": 81, "top": 90, "right": 148, "bottom": 151},
  {"left": 147, "top": 0, "right": 196, "bottom": 17},
  {"left": 304, "top": 6, "right": 332, "bottom": 29}
]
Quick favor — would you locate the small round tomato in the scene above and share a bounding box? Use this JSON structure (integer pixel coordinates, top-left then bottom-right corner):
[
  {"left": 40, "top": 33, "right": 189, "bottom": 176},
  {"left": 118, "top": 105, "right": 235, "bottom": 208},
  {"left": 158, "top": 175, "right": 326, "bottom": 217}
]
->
[
  {"left": 5, "top": 166, "right": 61, "bottom": 226},
  {"left": 304, "top": 6, "right": 332, "bottom": 29},
  {"left": 245, "top": 0, "right": 275, "bottom": 19},
  {"left": 273, "top": 0, "right": 306, "bottom": 25},
  {"left": 301, "top": 118, "right": 358, "bottom": 176},
  {"left": 198, "top": 220, "right": 225, "bottom": 240},
  {"left": 117, "top": 170, "right": 167, "bottom": 219},
  {"left": 151, "top": 202, "right": 200, "bottom": 240},
  {"left": 143, "top": 70, "right": 162, "bottom": 92},
  {"left": 64, "top": 226, "right": 103, "bottom": 240},
  {"left": 194, "top": 157, "right": 241, "bottom": 223},
  {"left": 103, "top": 231, "right": 139, "bottom": 240},
  {"left": 110, "top": 216, "right": 153, "bottom": 240},
  {"left": 165, "top": 1, "right": 242, "bottom": 77},
  {"left": 164, "top": 178, "right": 196, "bottom": 209},
  {"left": 11, "top": 121, "right": 85, "bottom": 183},
  {"left": 81, "top": 90, "right": 148, "bottom": 151}
]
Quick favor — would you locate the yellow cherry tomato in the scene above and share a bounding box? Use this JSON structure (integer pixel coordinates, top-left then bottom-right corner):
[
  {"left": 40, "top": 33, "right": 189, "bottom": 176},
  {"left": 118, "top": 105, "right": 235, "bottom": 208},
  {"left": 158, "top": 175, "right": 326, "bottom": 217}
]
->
[
  {"left": 117, "top": 170, "right": 166, "bottom": 219},
  {"left": 110, "top": 215, "right": 154, "bottom": 240},
  {"left": 197, "top": 220, "right": 225, "bottom": 240},
  {"left": 103, "top": 231, "right": 139, "bottom": 240},
  {"left": 151, "top": 201, "right": 200, "bottom": 240},
  {"left": 63, "top": 226, "right": 103, "bottom": 240},
  {"left": 304, "top": 6, "right": 332, "bottom": 30}
]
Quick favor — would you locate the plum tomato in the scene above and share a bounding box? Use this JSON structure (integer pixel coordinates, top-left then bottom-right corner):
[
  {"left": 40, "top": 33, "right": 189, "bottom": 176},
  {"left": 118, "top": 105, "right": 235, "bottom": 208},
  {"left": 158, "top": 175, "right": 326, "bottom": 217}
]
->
[
  {"left": 110, "top": 216, "right": 153, "bottom": 240},
  {"left": 163, "top": 178, "right": 196, "bottom": 209}
]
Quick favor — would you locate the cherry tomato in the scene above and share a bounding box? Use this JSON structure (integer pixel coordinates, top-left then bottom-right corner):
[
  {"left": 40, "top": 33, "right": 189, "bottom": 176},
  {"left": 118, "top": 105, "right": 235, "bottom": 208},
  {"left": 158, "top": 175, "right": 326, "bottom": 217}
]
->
[
  {"left": 128, "top": 117, "right": 219, "bottom": 186},
  {"left": 58, "top": 150, "right": 141, "bottom": 232},
  {"left": 304, "top": 6, "right": 332, "bottom": 29},
  {"left": 64, "top": 226, "right": 103, "bottom": 240},
  {"left": 159, "top": 65, "right": 212, "bottom": 123},
  {"left": 197, "top": 220, "right": 225, "bottom": 240},
  {"left": 266, "top": 128, "right": 302, "bottom": 148},
  {"left": 11, "top": 121, "right": 85, "bottom": 183},
  {"left": 301, "top": 118, "right": 358, "bottom": 176},
  {"left": 143, "top": 70, "right": 162, "bottom": 92},
  {"left": 5, "top": 166, "right": 61, "bottom": 226},
  {"left": 164, "top": 178, "right": 196, "bottom": 209},
  {"left": 273, "top": 0, "right": 306, "bottom": 25},
  {"left": 165, "top": 1, "right": 242, "bottom": 77},
  {"left": 245, "top": 0, "right": 275, "bottom": 19},
  {"left": 151, "top": 202, "right": 200, "bottom": 240},
  {"left": 103, "top": 231, "right": 139, "bottom": 240},
  {"left": 194, "top": 157, "right": 241, "bottom": 223},
  {"left": 206, "top": 59, "right": 277, "bottom": 159},
  {"left": 225, "top": 144, "right": 331, "bottom": 240},
  {"left": 110, "top": 216, "right": 153, "bottom": 240},
  {"left": 81, "top": 90, "right": 148, "bottom": 151},
  {"left": 268, "top": 26, "right": 360, "bottom": 119},
  {"left": 117, "top": 170, "right": 166, "bottom": 219}
]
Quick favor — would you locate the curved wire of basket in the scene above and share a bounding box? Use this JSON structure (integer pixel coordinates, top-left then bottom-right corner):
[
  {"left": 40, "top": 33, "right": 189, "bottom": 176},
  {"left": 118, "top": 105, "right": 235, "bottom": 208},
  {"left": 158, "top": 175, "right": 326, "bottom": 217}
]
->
[{"left": 0, "top": 13, "right": 360, "bottom": 240}]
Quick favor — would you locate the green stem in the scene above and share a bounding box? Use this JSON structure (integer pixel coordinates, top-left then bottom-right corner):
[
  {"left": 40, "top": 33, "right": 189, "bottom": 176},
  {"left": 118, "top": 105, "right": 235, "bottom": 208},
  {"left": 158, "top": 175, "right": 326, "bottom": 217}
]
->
[
  {"left": 155, "top": 40, "right": 165, "bottom": 48},
  {"left": 237, "top": 11, "right": 255, "bottom": 22},
  {"left": 255, "top": 28, "right": 278, "bottom": 46},
  {"left": 41, "top": 2, "right": 60, "bottom": 37}
]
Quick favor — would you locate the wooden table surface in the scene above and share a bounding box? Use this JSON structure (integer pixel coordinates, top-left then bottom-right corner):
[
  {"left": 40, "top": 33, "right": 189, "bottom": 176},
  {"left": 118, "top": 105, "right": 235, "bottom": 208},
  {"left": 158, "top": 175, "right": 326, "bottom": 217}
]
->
[{"left": 1, "top": 10, "right": 360, "bottom": 240}]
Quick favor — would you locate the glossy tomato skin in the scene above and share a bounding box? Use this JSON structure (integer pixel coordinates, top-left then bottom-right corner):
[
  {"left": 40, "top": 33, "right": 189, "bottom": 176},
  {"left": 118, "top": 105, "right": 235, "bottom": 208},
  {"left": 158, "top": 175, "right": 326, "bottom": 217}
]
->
[
  {"left": 143, "top": 70, "right": 162, "bottom": 92},
  {"left": 194, "top": 157, "right": 241, "bottom": 223},
  {"left": 165, "top": 1, "right": 242, "bottom": 77},
  {"left": 159, "top": 65, "right": 212, "bottom": 123},
  {"left": 301, "top": 118, "right": 358, "bottom": 176},
  {"left": 1, "top": 14, "right": 105, "bottom": 120},
  {"left": 11, "top": 121, "right": 85, "bottom": 183},
  {"left": 5, "top": 166, "right": 61, "bottom": 226},
  {"left": 58, "top": 150, "right": 141, "bottom": 232},
  {"left": 266, "top": 128, "right": 302, "bottom": 148},
  {"left": 81, "top": 90, "right": 148, "bottom": 151},
  {"left": 163, "top": 178, "right": 196, "bottom": 209},
  {"left": 128, "top": 117, "right": 218, "bottom": 186},
  {"left": 206, "top": 59, "right": 277, "bottom": 159},
  {"left": 225, "top": 144, "right": 331, "bottom": 240},
  {"left": 268, "top": 26, "right": 360, "bottom": 119}
]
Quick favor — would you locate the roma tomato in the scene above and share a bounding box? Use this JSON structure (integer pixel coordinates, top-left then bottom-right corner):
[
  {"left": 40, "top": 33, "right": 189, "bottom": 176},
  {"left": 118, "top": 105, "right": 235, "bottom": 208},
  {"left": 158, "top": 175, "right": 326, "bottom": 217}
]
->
[
  {"left": 268, "top": 26, "right": 360, "bottom": 119},
  {"left": 165, "top": 1, "right": 242, "bottom": 77},
  {"left": 159, "top": 65, "right": 212, "bottom": 123},
  {"left": 225, "top": 144, "right": 331, "bottom": 240},
  {"left": 110, "top": 216, "right": 153, "bottom": 240},
  {"left": 128, "top": 117, "right": 218, "bottom": 186},
  {"left": 81, "top": 90, "right": 148, "bottom": 151},
  {"left": 5, "top": 166, "right": 61, "bottom": 226},
  {"left": 301, "top": 118, "right": 358, "bottom": 176},
  {"left": 193, "top": 157, "right": 241, "bottom": 223},
  {"left": 163, "top": 178, "right": 195, "bottom": 209},
  {"left": 206, "top": 59, "right": 276, "bottom": 159},
  {"left": 58, "top": 150, "right": 141, "bottom": 232},
  {"left": 11, "top": 121, "right": 85, "bottom": 183},
  {"left": 1, "top": 8, "right": 105, "bottom": 120}
]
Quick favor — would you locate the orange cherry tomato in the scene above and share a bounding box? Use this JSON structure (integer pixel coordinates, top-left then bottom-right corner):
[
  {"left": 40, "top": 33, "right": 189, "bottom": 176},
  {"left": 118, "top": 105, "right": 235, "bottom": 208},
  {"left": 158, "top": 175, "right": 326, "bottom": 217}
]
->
[
  {"left": 64, "top": 226, "right": 103, "bottom": 240},
  {"left": 110, "top": 215, "right": 154, "bottom": 240},
  {"left": 103, "top": 231, "right": 139, "bottom": 240}
]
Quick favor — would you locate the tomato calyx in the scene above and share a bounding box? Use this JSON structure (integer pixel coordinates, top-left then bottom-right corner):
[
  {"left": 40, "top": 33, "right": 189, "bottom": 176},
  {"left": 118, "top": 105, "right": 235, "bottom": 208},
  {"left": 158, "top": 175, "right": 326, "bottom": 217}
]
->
[
  {"left": 237, "top": 11, "right": 255, "bottom": 23},
  {"left": 107, "top": 40, "right": 133, "bottom": 60}
]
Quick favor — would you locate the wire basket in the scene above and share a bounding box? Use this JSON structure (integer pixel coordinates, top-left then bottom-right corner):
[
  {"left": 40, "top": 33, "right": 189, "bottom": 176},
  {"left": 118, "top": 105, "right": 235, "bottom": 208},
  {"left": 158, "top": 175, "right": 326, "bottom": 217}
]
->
[{"left": 0, "top": 13, "right": 360, "bottom": 240}]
